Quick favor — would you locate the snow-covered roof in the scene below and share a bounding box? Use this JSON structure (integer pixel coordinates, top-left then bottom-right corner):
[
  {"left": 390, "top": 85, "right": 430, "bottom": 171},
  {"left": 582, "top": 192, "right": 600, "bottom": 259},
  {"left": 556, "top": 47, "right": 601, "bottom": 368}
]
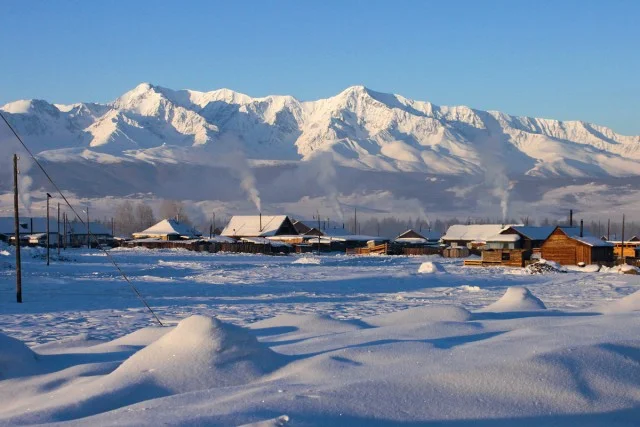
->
[
  {"left": 206, "top": 235, "right": 236, "bottom": 244},
  {"left": 486, "top": 234, "right": 521, "bottom": 242},
  {"left": 442, "top": 224, "right": 515, "bottom": 243},
  {"left": 395, "top": 229, "right": 441, "bottom": 241},
  {"left": 0, "top": 217, "right": 64, "bottom": 235},
  {"left": 506, "top": 226, "right": 557, "bottom": 241},
  {"left": 221, "top": 215, "right": 293, "bottom": 237},
  {"left": 304, "top": 234, "right": 385, "bottom": 243},
  {"left": 132, "top": 219, "right": 201, "bottom": 239},
  {"left": 569, "top": 234, "right": 613, "bottom": 247}
]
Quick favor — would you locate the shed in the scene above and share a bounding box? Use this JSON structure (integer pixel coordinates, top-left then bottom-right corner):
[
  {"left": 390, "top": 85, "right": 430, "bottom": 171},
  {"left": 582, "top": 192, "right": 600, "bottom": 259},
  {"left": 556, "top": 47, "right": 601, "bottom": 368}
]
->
[
  {"left": 540, "top": 226, "right": 614, "bottom": 265},
  {"left": 221, "top": 215, "right": 298, "bottom": 238}
]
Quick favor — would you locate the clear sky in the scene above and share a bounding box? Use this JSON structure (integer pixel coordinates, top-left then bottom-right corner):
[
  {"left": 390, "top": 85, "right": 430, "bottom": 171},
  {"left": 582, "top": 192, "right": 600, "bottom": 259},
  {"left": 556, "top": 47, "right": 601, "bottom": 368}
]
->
[{"left": 1, "top": 0, "right": 638, "bottom": 134}]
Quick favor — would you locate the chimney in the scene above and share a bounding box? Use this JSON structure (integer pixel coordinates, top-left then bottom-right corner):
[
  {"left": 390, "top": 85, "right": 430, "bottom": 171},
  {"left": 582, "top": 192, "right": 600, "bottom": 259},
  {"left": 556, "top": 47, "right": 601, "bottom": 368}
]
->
[
  {"left": 30, "top": 218, "right": 33, "bottom": 234},
  {"left": 569, "top": 210, "right": 573, "bottom": 227},
  {"left": 259, "top": 212, "right": 262, "bottom": 232},
  {"left": 580, "top": 219, "right": 584, "bottom": 238}
]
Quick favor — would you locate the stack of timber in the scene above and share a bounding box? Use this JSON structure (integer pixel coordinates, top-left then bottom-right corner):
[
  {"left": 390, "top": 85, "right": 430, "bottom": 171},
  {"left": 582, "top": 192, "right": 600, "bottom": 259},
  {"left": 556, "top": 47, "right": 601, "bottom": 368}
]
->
[{"left": 347, "top": 243, "right": 389, "bottom": 255}]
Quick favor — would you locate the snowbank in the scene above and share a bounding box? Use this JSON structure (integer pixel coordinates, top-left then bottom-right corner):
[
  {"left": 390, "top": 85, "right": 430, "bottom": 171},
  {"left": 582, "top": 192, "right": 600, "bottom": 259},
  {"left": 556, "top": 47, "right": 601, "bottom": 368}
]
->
[
  {"left": 107, "top": 316, "right": 285, "bottom": 392},
  {"left": 418, "top": 261, "right": 444, "bottom": 274},
  {"left": 0, "top": 332, "right": 38, "bottom": 379},
  {"left": 600, "top": 264, "right": 639, "bottom": 275},
  {"left": 364, "top": 305, "right": 471, "bottom": 327},
  {"left": 292, "top": 256, "right": 321, "bottom": 265},
  {"left": 481, "top": 287, "right": 547, "bottom": 312},
  {"left": 565, "top": 264, "right": 601, "bottom": 273},
  {"left": 599, "top": 290, "right": 640, "bottom": 314}
]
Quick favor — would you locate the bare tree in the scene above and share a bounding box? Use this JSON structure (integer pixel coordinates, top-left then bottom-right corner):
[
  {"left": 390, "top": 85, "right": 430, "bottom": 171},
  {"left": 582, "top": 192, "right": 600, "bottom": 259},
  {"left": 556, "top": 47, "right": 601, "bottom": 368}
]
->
[
  {"left": 135, "top": 202, "right": 156, "bottom": 231},
  {"left": 159, "top": 200, "right": 191, "bottom": 224}
]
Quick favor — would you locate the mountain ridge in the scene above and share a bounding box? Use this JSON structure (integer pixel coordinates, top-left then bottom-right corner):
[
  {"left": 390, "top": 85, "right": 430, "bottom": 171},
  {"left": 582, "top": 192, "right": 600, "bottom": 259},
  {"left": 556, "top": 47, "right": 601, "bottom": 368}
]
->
[{"left": 2, "top": 83, "right": 640, "bottom": 179}]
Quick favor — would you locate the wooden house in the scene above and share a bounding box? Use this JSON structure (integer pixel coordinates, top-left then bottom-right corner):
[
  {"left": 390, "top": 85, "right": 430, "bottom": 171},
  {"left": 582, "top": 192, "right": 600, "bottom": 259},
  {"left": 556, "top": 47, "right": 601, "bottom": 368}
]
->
[
  {"left": 0, "top": 216, "right": 61, "bottom": 246},
  {"left": 498, "top": 226, "right": 576, "bottom": 250},
  {"left": 132, "top": 219, "right": 201, "bottom": 241},
  {"left": 221, "top": 215, "right": 298, "bottom": 239},
  {"left": 540, "top": 226, "right": 614, "bottom": 265},
  {"left": 442, "top": 224, "right": 513, "bottom": 249},
  {"left": 292, "top": 220, "right": 312, "bottom": 235}
]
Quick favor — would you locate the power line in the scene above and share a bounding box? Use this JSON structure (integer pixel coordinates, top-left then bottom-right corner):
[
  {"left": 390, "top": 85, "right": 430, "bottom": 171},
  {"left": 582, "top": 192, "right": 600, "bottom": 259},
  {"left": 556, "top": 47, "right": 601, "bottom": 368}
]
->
[{"left": 0, "top": 111, "right": 163, "bottom": 326}]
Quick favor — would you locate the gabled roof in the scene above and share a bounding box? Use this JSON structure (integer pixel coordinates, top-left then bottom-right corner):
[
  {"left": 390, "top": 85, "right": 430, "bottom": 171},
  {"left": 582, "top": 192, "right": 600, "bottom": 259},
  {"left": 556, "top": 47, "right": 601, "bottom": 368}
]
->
[
  {"left": 292, "top": 220, "right": 311, "bottom": 235},
  {"left": 221, "top": 215, "right": 294, "bottom": 237},
  {"left": 504, "top": 226, "right": 582, "bottom": 241},
  {"left": 442, "top": 224, "right": 515, "bottom": 243},
  {"left": 552, "top": 226, "right": 613, "bottom": 247},
  {"left": 395, "top": 229, "right": 442, "bottom": 241},
  {"left": 132, "top": 219, "right": 201, "bottom": 239}
]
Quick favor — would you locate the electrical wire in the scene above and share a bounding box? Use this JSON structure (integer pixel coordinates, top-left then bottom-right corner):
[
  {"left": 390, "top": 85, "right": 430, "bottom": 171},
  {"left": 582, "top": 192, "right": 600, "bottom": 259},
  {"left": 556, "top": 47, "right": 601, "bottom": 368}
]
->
[{"left": 0, "top": 111, "right": 164, "bottom": 326}]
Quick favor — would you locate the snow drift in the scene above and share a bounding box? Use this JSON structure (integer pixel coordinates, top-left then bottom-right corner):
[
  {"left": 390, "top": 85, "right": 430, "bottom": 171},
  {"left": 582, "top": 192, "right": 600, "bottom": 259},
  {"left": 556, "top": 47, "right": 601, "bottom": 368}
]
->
[
  {"left": 0, "top": 332, "right": 38, "bottom": 379},
  {"left": 418, "top": 261, "right": 445, "bottom": 274},
  {"left": 482, "top": 286, "right": 547, "bottom": 312},
  {"left": 107, "top": 315, "right": 285, "bottom": 392},
  {"left": 364, "top": 305, "right": 472, "bottom": 327}
]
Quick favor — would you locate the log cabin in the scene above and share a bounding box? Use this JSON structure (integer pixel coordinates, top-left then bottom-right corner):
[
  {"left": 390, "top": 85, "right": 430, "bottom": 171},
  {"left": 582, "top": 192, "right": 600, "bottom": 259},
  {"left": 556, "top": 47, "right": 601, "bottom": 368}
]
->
[{"left": 540, "top": 226, "right": 614, "bottom": 265}]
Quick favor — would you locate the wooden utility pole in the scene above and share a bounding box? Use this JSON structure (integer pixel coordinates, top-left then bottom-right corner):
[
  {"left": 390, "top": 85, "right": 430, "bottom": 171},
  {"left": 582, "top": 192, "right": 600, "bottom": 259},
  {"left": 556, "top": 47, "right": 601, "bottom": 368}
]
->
[
  {"left": 13, "top": 154, "right": 22, "bottom": 303},
  {"left": 57, "top": 202, "right": 60, "bottom": 256},
  {"left": 111, "top": 217, "right": 115, "bottom": 237},
  {"left": 63, "top": 212, "right": 67, "bottom": 250},
  {"left": 86, "top": 206, "right": 90, "bottom": 248},
  {"left": 46, "top": 194, "right": 51, "bottom": 266},
  {"left": 621, "top": 214, "right": 625, "bottom": 263}
]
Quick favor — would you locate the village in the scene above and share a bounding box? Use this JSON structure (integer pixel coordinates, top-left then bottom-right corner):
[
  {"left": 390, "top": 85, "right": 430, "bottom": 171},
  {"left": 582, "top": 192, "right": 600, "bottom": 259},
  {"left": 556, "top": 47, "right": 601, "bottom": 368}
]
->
[{"left": 1, "top": 209, "right": 639, "bottom": 270}]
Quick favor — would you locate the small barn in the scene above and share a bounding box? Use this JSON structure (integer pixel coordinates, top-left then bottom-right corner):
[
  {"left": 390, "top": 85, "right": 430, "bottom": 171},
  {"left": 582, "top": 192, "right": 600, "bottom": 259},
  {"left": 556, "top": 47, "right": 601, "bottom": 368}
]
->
[
  {"left": 540, "top": 226, "right": 614, "bottom": 266},
  {"left": 498, "top": 226, "right": 574, "bottom": 249},
  {"left": 132, "top": 219, "right": 202, "bottom": 241},
  {"left": 221, "top": 215, "right": 298, "bottom": 239}
]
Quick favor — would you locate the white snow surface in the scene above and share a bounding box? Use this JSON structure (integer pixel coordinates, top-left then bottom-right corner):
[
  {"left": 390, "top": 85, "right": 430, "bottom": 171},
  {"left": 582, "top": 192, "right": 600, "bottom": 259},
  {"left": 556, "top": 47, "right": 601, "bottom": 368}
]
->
[{"left": 0, "top": 249, "right": 640, "bottom": 426}]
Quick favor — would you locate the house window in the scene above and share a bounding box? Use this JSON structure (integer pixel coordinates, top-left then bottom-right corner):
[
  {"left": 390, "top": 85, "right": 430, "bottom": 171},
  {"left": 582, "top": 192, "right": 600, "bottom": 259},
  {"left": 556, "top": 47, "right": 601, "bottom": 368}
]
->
[{"left": 502, "top": 252, "right": 511, "bottom": 261}]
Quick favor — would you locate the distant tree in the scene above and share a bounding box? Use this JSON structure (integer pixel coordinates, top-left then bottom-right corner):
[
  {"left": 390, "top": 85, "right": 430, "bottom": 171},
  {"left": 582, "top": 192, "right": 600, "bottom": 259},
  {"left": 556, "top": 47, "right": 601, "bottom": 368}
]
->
[
  {"left": 159, "top": 200, "right": 191, "bottom": 225},
  {"left": 114, "top": 201, "right": 136, "bottom": 237},
  {"left": 135, "top": 202, "right": 156, "bottom": 231}
]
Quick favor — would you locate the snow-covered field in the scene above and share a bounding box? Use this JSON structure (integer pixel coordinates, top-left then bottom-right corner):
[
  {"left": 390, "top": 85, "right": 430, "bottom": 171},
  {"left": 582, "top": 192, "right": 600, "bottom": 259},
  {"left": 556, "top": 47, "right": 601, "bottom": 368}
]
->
[{"left": 1, "top": 247, "right": 639, "bottom": 426}]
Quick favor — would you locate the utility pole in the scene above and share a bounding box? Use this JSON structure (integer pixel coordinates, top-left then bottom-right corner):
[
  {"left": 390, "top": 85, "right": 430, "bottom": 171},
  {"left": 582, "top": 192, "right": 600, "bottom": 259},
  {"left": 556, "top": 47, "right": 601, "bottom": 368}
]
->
[
  {"left": 63, "top": 212, "right": 67, "bottom": 250},
  {"left": 57, "top": 202, "right": 60, "bottom": 256},
  {"left": 111, "top": 217, "right": 115, "bottom": 237},
  {"left": 317, "top": 210, "right": 321, "bottom": 255},
  {"left": 13, "top": 154, "right": 22, "bottom": 303},
  {"left": 354, "top": 207, "right": 357, "bottom": 235},
  {"left": 621, "top": 214, "right": 625, "bottom": 263},
  {"left": 46, "top": 193, "right": 51, "bottom": 266},
  {"left": 86, "top": 206, "right": 90, "bottom": 249}
]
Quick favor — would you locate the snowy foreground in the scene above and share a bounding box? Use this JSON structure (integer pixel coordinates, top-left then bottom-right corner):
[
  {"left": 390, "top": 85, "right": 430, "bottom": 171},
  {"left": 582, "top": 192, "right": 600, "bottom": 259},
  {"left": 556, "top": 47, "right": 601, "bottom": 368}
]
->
[{"left": 1, "top": 248, "right": 640, "bottom": 426}]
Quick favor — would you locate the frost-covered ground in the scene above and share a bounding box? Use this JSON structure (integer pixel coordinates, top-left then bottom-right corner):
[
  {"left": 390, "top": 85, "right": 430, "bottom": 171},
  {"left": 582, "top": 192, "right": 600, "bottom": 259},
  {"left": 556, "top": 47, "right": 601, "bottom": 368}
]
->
[{"left": 1, "top": 247, "right": 639, "bottom": 426}]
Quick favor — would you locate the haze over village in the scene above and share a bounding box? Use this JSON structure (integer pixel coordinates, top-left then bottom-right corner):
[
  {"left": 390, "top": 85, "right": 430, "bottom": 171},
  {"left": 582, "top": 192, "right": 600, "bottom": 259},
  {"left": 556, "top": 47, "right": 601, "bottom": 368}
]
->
[{"left": 1, "top": 2, "right": 639, "bottom": 426}]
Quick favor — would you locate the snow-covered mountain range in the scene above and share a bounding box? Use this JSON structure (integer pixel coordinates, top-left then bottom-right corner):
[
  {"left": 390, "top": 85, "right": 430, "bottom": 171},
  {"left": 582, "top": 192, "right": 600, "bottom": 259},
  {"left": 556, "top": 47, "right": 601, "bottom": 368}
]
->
[
  {"left": 1, "top": 83, "right": 640, "bottom": 220},
  {"left": 2, "top": 83, "right": 639, "bottom": 177}
]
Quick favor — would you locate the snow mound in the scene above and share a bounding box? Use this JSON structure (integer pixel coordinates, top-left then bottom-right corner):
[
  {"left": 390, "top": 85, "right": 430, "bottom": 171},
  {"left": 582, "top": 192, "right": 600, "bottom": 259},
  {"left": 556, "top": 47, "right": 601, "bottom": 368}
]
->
[
  {"left": 482, "top": 287, "right": 547, "bottom": 312},
  {"left": 0, "top": 332, "right": 38, "bottom": 379},
  {"left": 239, "top": 415, "right": 290, "bottom": 427},
  {"left": 525, "top": 259, "right": 566, "bottom": 274},
  {"left": 418, "top": 261, "right": 445, "bottom": 274},
  {"left": 364, "top": 305, "right": 472, "bottom": 327},
  {"left": 250, "top": 313, "right": 366, "bottom": 337},
  {"left": 460, "top": 285, "right": 481, "bottom": 292},
  {"left": 599, "top": 290, "right": 640, "bottom": 314},
  {"left": 292, "top": 256, "right": 321, "bottom": 265},
  {"left": 566, "top": 264, "right": 601, "bottom": 273},
  {"left": 107, "top": 316, "right": 285, "bottom": 392}
]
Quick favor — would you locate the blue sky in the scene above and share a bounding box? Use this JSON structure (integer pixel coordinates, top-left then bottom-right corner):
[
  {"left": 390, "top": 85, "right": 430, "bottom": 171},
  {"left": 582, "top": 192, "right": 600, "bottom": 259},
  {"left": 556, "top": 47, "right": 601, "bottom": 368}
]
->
[{"left": 1, "top": 0, "right": 638, "bottom": 134}]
